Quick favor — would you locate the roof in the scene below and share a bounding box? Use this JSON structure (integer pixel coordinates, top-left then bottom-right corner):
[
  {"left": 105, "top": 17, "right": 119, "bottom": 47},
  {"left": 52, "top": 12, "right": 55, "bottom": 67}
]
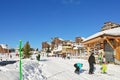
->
[
  {"left": 83, "top": 27, "right": 120, "bottom": 42},
  {"left": 81, "top": 37, "right": 86, "bottom": 40},
  {"left": 0, "top": 44, "right": 8, "bottom": 49},
  {"left": 58, "top": 38, "right": 64, "bottom": 41}
]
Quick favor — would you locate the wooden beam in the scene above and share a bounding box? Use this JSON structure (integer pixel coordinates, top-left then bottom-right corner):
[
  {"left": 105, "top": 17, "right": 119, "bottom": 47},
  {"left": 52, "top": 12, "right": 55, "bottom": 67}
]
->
[
  {"left": 83, "top": 37, "right": 102, "bottom": 45},
  {"left": 105, "top": 37, "right": 116, "bottom": 49},
  {"left": 115, "top": 45, "right": 120, "bottom": 61},
  {"left": 104, "top": 36, "right": 120, "bottom": 39},
  {"left": 115, "top": 38, "right": 120, "bottom": 43},
  {"left": 86, "top": 47, "right": 90, "bottom": 55}
]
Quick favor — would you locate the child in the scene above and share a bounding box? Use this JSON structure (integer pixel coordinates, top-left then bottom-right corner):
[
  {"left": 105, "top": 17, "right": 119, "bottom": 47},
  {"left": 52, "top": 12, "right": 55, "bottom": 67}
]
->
[
  {"left": 101, "top": 62, "right": 107, "bottom": 73},
  {"left": 74, "top": 63, "right": 83, "bottom": 74},
  {"left": 101, "top": 55, "right": 107, "bottom": 73},
  {"left": 98, "top": 52, "right": 103, "bottom": 65}
]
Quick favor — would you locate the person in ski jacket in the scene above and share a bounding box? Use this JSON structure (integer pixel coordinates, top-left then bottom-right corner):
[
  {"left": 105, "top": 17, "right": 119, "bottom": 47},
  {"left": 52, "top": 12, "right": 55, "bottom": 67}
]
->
[
  {"left": 101, "top": 55, "right": 107, "bottom": 73},
  {"left": 98, "top": 52, "right": 103, "bottom": 64},
  {"left": 101, "top": 62, "right": 107, "bottom": 73},
  {"left": 102, "top": 55, "right": 106, "bottom": 63},
  {"left": 88, "top": 53, "right": 96, "bottom": 74},
  {"left": 74, "top": 63, "right": 83, "bottom": 74}
]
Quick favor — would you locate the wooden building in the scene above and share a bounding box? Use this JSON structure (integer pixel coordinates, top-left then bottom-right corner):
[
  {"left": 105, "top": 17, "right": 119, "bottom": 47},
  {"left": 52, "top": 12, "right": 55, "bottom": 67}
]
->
[
  {"left": 0, "top": 44, "right": 9, "bottom": 53},
  {"left": 41, "top": 37, "right": 85, "bottom": 57},
  {"left": 83, "top": 22, "right": 120, "bottom": 64},
  {"left": 75, "top": 37, "right": 83, "bottom": 43},
  {"left": 42, "top": 42, "right": 50, "bottom": 51},
  {"left": 62, "top": 40, "right": 74, "bottom": 54},
  {"left": 51, "top": 37, "right": 63, "bottom": 50}
]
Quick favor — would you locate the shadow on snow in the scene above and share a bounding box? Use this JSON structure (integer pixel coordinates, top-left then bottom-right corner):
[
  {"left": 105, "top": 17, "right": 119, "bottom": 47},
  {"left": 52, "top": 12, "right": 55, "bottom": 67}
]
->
[{"left": 0, "top": 61, "right": 17, "bottom": 66}]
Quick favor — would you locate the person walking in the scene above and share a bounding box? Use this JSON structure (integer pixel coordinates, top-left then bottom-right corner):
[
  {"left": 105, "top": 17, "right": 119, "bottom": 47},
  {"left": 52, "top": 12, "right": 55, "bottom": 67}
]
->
[{"left": 88, "top": 53, "right": 96, "bottom": 74}]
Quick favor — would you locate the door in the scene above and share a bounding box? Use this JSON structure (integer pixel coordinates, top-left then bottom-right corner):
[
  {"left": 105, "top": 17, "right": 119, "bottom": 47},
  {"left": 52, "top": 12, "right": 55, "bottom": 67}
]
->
[{"left": 104, "top": 40, "right": 114, "bottom": 63}]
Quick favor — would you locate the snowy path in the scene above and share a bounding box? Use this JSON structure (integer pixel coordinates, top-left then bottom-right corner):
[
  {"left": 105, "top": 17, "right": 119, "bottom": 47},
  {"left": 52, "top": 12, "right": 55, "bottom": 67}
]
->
[
  {"left": 41, "top": 57, "right": 120, "bottom": 80},
  {"left": 0, "top": 57, "right": 120, "bottom": 80}
]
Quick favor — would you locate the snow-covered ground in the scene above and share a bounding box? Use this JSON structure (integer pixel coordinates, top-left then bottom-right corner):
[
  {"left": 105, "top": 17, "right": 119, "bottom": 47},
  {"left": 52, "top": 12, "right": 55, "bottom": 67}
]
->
[
  {"left": 0, "top": 54, "right": 46, "bottom": 80},
  {"left": 0, "top": 56, "right": 120, "bottom": 80},
  {"left": 41, "top": 57, "right": 120, "bottom": 80}
]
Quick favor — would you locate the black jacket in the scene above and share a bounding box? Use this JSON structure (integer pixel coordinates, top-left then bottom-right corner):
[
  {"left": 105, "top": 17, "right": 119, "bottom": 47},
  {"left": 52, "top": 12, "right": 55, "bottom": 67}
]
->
[{"left": 88, "top": 55, "right": 96, "bottom": 64}]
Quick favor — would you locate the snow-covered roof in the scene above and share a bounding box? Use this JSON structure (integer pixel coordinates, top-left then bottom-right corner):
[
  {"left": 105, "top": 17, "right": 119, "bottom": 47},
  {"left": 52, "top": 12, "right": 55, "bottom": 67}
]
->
[
  {"left": 84, "top": 27, "right": 120, "bottom": 42},
  {"left": 0, "top": 44, "right": 8, "bottom": 49},
  {"left": 58, "top": 38, "right": 64, "bottom": 41},
  {"left": 81, "top": 37, "right": 86, "bottom": 40}
]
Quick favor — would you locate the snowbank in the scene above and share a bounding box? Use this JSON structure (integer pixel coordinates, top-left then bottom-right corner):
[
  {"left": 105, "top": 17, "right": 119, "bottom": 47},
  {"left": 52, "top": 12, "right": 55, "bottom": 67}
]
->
[
  {"left": 22, "top": 59, "right": 46, "bottom": 80},
  {"left": 0, "top": 59, "right": 46, "bottom": 80}
]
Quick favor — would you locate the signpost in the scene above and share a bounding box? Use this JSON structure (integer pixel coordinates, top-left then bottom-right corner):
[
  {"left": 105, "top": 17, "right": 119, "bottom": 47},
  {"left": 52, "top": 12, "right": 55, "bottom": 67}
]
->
[{"left": 19, "top": 40, "right": 22, "bottom": 80}]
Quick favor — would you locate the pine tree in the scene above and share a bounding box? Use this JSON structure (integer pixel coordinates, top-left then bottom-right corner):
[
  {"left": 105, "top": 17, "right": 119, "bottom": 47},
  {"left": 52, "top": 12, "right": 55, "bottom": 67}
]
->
[{"left": 23, "top": 41, "right": 31, "bottom": 58}]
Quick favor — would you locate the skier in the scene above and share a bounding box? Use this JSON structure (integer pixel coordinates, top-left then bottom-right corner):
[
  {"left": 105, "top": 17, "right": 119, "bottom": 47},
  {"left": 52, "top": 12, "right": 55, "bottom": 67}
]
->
[
  {"left": 88, "top": 53, "right": 96, "bottom": 74},
  {"left": 74, "top": 63, "right": 83, "bottom": 74}
]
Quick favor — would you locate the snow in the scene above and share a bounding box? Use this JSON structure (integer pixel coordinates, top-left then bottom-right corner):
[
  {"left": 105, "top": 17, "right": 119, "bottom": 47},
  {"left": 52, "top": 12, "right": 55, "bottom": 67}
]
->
[
  {"left": 53, "top": 45, "right": 62, "bottom": 52},
  {"left": 41, "top": 57, "right": 120, "bottom": 80},
  {"left": 58, "top": 38, "right": 64, "bottom": 41},
  {"left": 0, "top": 56, "right": 120, "bottom": 80},
  {"left": 0, "top": 44, "right": 8, "bottom": 49},
  {"left": 81, "top": 37, "right": 86, "bottom": 40},
  {"left": 0, "top": 55, "right": 46, "bottom": 80},
  {"left": 84, "top": 27, "right": 120, "bottom": 42},
  {"left": 73, "top": 47, "right": 78, "bottom": 50},
  {"left": 22, "top": 59, "right": 46, "bottom": 80}
]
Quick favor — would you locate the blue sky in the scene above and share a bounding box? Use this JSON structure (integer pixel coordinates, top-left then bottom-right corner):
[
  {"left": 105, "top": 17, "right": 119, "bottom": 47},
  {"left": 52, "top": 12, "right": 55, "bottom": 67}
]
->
[{"left": 0, "top": 0, "right": 120, "bottom": 49}]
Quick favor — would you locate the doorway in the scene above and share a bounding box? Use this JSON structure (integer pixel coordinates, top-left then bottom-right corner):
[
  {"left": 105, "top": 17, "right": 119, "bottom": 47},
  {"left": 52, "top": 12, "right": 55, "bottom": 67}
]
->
[{"left": 104, "top": 40, "right": 114, "bottom": 63}]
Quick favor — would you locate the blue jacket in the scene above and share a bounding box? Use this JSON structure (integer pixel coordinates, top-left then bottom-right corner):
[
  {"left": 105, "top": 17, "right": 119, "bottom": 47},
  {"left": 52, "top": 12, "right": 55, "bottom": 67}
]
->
[{"left": 76, "top": 63, "right": 83, "bottom": 69}]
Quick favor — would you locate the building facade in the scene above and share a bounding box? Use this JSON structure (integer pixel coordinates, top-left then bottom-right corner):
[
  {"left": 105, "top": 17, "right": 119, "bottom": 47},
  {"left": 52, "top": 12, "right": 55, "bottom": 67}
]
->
[
  {"left": 0, "top": 44, "right": 9, "bottom": 53},
  {"left": 83, "top": 22, "right": 120, "bottom": 64},
  {"left": 41, "top": 37, "right": 85, "bottom": 57}
]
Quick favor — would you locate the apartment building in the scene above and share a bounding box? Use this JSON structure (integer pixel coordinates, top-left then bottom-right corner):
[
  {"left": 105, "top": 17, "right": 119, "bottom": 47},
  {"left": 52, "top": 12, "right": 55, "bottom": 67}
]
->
[
  {"left": 41, "top": 37, "right": 85, "bottom": 56},
  {"left": 42, "top": 42, "right": 50, "bottom": 52},
  {"left": 0, "top": 44, "right": 9, "bottom": 53}
]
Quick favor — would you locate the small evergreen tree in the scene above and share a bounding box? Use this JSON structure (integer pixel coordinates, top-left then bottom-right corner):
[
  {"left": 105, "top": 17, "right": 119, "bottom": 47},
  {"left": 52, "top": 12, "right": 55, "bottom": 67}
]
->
[{"left": 23, "top": 41, "right": 31, "bottom": 58}]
